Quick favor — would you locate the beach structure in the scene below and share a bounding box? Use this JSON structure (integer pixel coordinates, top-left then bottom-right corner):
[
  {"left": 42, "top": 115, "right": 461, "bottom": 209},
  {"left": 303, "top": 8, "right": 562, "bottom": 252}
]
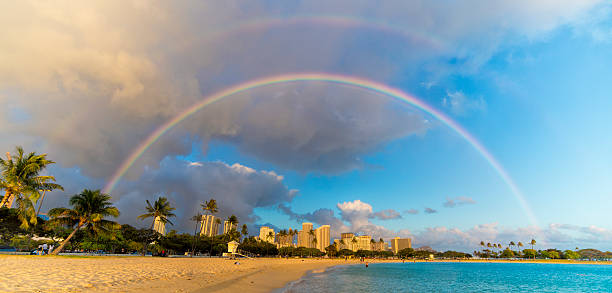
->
[
  {"left": 258, "top": 226, "right": 276, "bottom": 244},
  {"left": 227, "top": 240, "right": 239, "bottom": 254},
  {"left": 297, "top": 223, "right": 314, "bottom": 248},
  {"left": 314, "top": 225, "right": 330, "bottom": 252},
  {"left": 391, "top": 237, "right": 412, "bottom": 254},
  {"left": 153, "top": 216, "right": 166, "bottom": 235},
  {"left": 223, "top": 220, "right": 237, "bottom": 234},
  {"left": 200, "top": 215, "right": 220, "bottom": 237}
]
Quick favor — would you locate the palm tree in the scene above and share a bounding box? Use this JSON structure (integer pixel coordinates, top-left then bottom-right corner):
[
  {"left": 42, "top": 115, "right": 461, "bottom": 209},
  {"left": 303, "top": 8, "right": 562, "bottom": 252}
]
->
[
  {"left": 0, "top": 147, "right": 58, "bottom": 228},
  {"left": 339, "top": 239, "right": 345, "bottom": 249},
  {"left": 48, "top": 189, "right": 119, "bottom": 255},
  {"left": 518, "top": 241, "right": 524, "bottom": 250},
  {"left": 351, "top": 237, "right": 358, "bottom": 251},
  {"left": 202, "top": 198, "right": 218, "bottom": 219},
  {"left": 137, "top": 197, "right": 176, "bottom": 230},
  {"left": 190, "top": 213, "right": 203, "bottom": 257},
  {"left": 241, "top": 224, "right": 248, "bottom": 241},
  {"left": 226, "top": 215, "right": 238, "bottom": 233},
  {"left": 35, "top": 176, "right": 64, "bottom": 216},
  {"left": 530, "top": 239, "right": 536, "bottom": 250},
  {"left": 509, "top": 241, "right": 516, "bottom": 252},
  {"left": 308, "top": 229, "right": 315, "bottom": 248},
  {"left": 370, "top": 238, "right": 376, "bottom": 250},
  {"left": 266, "top": 231, "right": 274, "bottom": 256}
]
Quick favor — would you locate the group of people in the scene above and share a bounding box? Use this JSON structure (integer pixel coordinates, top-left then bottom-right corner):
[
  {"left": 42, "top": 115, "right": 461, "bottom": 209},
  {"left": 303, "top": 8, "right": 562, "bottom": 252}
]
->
[{"left": 35, "top": 243, "right": 54, "bottom": 255}]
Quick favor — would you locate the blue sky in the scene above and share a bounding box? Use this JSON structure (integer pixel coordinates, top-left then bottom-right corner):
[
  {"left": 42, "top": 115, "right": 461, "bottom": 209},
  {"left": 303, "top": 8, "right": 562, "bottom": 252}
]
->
[{"left": 2, "top": 1, "right": 612, "bottom": 251}]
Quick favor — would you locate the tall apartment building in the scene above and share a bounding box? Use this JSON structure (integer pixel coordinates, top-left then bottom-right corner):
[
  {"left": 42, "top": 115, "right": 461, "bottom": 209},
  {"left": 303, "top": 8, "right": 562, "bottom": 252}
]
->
[
  {"left": 200, "top": 215, "right": 220, "bottom": 237},
  {"left": 153, "top": 216, "right": 166, "bottom": 235},
  {"left": 223, "top": 220, "right": 237, "bottom": 234},
  {"left": 314, "top": 225, "right": 330, "bottom": 252},
  {"left": 297, "top": 223, "right": 314, "bottom": 248},
  {"left": 391, "top": 237, "right": 412, "bottom": 254},
  {"left": 258, "top": 226, "right": 276, "bottom": 243}
]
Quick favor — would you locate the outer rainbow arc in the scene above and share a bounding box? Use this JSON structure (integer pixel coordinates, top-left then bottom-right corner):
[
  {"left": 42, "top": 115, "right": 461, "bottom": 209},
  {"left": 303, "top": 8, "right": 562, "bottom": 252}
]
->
[{"left": 103, "top": 73, "right": 537, "bottom": 226}]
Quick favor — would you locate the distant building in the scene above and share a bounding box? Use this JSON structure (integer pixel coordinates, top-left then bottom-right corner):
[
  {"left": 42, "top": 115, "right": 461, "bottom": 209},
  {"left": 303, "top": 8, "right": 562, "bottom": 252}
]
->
[
  {"left": 297, "top": 223, "right": 314, "bottom": 248},
  {"left": 355, "top": 235, "right": 372, "bottom": 251},
  {"left": 200, "top": 215, "right": 220, "bottom": 237},
  {"left": 341, "top": 232, "right": 355, "bottom": 251},
  {"left": 315, "top": 225, "right": 330, "bottom": 252},
  {"left": 391, "top": 237, "right": 412, "bottom": 254},
  {"left": 371, "top": 239, "right": 387, "bottom": 251},
  {"left": 259, "top": 226, "right": 276, "bottom": 244},
  {"left": 224, "top": 220, "right": 237, "bottom": 234},
  {"left": 153, "top": 216, "right": 166, "bottom": 236},
  {"left": 276, "top": 229, "right": 294, "bottom": 247}
]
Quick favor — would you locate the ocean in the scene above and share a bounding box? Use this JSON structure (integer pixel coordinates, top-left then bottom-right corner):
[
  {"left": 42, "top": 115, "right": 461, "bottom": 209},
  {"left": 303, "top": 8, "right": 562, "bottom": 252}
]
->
[{"left": 281, "top": 262, "right": 612, "bottom": 292}]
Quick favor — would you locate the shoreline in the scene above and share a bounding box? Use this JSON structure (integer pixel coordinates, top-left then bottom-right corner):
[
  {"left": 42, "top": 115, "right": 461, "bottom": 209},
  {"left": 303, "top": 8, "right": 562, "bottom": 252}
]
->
[{"left": 1, "top": 255, "right": 610, "bottom": 292}]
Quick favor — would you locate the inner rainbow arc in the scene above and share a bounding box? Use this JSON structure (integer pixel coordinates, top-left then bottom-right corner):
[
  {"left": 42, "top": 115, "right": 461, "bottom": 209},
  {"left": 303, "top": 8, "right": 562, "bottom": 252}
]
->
[{"left": 102, "top": 73, "right": 537, "bottom": 226}]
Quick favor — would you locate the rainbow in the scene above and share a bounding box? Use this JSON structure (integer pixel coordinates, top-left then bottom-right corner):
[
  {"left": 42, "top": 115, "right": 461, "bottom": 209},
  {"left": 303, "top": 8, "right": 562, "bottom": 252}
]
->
[
  {"left": 208, "top": 15, "right": 445, "bottom": 50},
  {"left": 103, "top": 73, "right": 537, "bottom": 225}
]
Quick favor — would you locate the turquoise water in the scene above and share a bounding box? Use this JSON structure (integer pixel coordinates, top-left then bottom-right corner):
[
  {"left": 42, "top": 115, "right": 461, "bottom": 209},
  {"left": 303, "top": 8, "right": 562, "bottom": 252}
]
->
[{"left": 282, "top": 262, "right": 612, "bottom": 292}]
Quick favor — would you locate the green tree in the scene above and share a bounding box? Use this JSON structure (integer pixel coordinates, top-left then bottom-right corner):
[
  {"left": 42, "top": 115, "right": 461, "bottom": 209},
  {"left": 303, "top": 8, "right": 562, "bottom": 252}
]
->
[
  {"left": 398, "top": 247, "right": 415, "bottom": 258},
  {"left": 48, "top": 189, "right": 120, "bottom": 255},
  {"left": 241, "top": 224, "right": 248, "bottom": 242},
  {"left": 226, "top": 215, "right": 238, "bottom": 233},
  {"left": 563, "top": 250, "right": 580, "bottom": 259},
  {"left": 136, "top": 197, "right": 175, "bottom": 255},
  {"left": 0, "top": 147, "right": 59, "bottom": 228},
  {"left": 137, "top": 197, "right": 176, "bottom": 230},
  {"left": 522, "top": 249, "right": 537, "bottom": 259},
  {"left": 266, "top": 231, "right": 275, "bottom": 256},
  {"left": 201, "top": 198, "right": 219, "bottom": 256},
  {"left": 501, "top": 248, "right": 515, "bottom": 258}
]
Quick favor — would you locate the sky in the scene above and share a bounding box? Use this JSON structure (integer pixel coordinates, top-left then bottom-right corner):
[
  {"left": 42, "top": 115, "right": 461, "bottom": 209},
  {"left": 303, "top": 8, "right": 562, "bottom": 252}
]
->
[{"left": 1, "top": 1, "right": 612, "bottom": 252}]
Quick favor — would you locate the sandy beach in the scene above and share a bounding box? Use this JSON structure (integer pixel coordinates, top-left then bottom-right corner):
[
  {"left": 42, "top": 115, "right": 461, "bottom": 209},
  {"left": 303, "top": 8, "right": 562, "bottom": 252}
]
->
[
  {"left": 0, "top": 256, "right": 390, "bottom": 292},
  {"left": 1, "top": 256, "right": 609, "bottom": 292}
]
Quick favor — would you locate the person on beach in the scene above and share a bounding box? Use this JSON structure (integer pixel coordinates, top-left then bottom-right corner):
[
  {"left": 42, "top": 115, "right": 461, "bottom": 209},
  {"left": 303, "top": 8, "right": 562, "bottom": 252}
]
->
[{"left": 42, "top": 243, "right": 48, "bottom": 255}]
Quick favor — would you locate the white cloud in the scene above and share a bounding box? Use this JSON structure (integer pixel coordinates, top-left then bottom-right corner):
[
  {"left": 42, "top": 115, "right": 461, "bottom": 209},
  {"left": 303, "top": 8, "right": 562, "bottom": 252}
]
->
[
  {"left": 424, "top": 207, "right": 438, "bottom": 214},
  {"left": 443, "top": 196, "right": 476, "bottom": 208},
  {"left": 442, "top": 91, "right": 486, "bottom": 115}
]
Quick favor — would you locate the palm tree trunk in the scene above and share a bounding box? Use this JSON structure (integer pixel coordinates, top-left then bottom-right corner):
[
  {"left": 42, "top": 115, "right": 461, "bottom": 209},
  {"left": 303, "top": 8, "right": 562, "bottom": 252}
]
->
[
  {"left": 0, "top": 191, "right": 12, "bottom": 208},
  {"left": 51, "top": 223, "right": 83, "bottom": 255},
  {"left": 36, "top": 190, "right": 47, "bottom": 216}
]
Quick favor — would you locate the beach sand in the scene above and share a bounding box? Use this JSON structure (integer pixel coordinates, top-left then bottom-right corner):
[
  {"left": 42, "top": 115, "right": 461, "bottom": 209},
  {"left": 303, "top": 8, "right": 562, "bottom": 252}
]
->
[
  {"left": 0, "top": 256, "right": 378, "bottom": 292},
  {"left": 1, "top": 256, "right": 608, "bottom": 292}
]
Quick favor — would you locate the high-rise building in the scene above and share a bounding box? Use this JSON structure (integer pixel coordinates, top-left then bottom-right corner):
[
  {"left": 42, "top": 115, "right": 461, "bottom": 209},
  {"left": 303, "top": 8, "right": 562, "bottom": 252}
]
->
[
  {"left": 341, "top": 233, "right": 355, "bottom": 251},
  {"left": 355, "top": 235, "right": 372, "bottom": 251},
  {"left": 200, "top": 215, "right": 220, "bottom": 237},
  {"left": 314, "top": 225, "right": 330, "bottom": 252},
  {"left": 297, "top": 223, "right": 314, "bottom": 248},
  {"left": 259, "top": 226, "right": 275, "bottom": 244},
  {"left": 223, "top": 220, "right": 237, "bottom": 234},
  {"left": 391, "top": 237, "right": 412, "bottom": 254},
  {"left": 153, "top": 216, "right": 166, "bottom": 235}
]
